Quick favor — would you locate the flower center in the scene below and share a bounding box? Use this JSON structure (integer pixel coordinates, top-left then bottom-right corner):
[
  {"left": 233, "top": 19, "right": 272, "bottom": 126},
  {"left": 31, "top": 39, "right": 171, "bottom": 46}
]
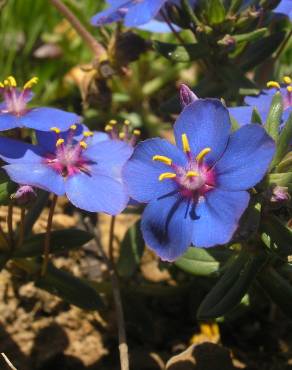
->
[
  {"left": 267, "top": 76, "right": 292, "bottom": 110},
  {"left": 0, "top": 76, "right": 38, "bottom": 116},
  {"left": 153, "top": 133, "right": 216, "bottom": 199},
  {"left": 44, "top": 126, "right": 94, "bottom": 178}
]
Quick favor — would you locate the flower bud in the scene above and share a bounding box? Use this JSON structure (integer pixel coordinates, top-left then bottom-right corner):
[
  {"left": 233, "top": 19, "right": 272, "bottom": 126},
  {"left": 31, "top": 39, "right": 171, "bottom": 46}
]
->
[
  {"left": 270, "top": 186, "right": 290, "bottom": 203},
  {"left": 179, "top": 84, "right": 198, "bottom": 108},
  {"left": 11, "top": 185, "right": 37, "bottom": 206}
]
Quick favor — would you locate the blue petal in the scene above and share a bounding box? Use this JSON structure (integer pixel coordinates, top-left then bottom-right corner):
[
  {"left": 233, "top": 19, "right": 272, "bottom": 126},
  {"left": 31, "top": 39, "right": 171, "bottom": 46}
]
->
[
  {"left": 228, "top": 106, "right": 254, "bottom": 126},
  {"left": 0, "top": 113, "right": 22, "bottom": 131},
  {"left": 274, "top": 0, "right": 292, "bottom": 20},
  {"left": 65, "top": 172, "right": 129, "bottom": 214},
  {"left": 19, "top": 107, "right": 81, "bottom": 131},
  {"left": 123, "top": 138, "right": 186, "bottom": 203},
  {"left": 124, "top": 0, "right": 167, "bottom": 26},
  {"left": 192, "top": 189, "right": 249, "bottom": 247},
  {"left": 0, "top": 137, "right": 45, "bottom": 163},
  {"left": 3, "top": 163, "right": 65, "bottom": 195},
  {"left": 91, "top": 2, "right": 129, "bottom": 25},
  {"left": 174, "top": 99, "right": 231, "bottom": 166},
  {"left": 85, "top": 139, "right": 133, "bottom": 180},
  {"left": 215, "top": 124, "right": 275, "bottom": 191},
  {"left": 141, "top": 194, "right": 192, "bottom": 261},
  {"left": 244, "top": 90, "right": 274, "bottom": 123}
]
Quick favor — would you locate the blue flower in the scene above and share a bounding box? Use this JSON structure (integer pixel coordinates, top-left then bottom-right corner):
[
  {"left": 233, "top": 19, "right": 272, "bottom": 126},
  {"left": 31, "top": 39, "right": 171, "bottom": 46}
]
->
[
  {"left": 274, "top": 0, "right": 292, "bottom": 20},
  {"left": 0, "top": 124, "right": 133, "bottom": 214},
  {"left": 91, "top": 0, "right": 196, "bottom": 30},
  {"left": 229, "top": 78, "right": 292, "bottom": 126},
  {"left": 123, "top": 99, "right": 275, "bottom": 261},
  {"left": 0, "top": 76, "right": 81, "bottom": 131}
]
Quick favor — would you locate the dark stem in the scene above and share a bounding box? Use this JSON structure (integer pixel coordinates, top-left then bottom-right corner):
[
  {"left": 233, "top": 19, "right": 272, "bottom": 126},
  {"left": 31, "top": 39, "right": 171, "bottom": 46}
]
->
[
  {"left": 109, "top": 215, "right": 116, "bottom": 263},
  {"left": 84, "top": 217, "right": 129, "bottom": 370},
  {"left": 275, "top": 28, "right": 292, "bottom": 61},
  {"left": 49, "top": 0, "right": 107, "bottom": 60},
  {"left": 41, "top": 194, "right": 58, "bottom": 276},
  {"left": 181, "top": 0, "right": 202, "bottom": 28},
  {"left": 17, "top": 208, "right": 26, "bottom": 248},
  {"left": 159, "top": 9, "right": 185, "bottom": 44},
  {"left": 7, "top": 203, "right": 14, "bottom": 250}
]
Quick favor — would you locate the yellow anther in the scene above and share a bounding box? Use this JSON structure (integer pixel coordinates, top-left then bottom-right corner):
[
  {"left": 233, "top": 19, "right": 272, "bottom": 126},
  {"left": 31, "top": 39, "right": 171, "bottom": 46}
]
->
[
  {"left": 186, "top": 171, "right": 199, "bottom": 178},
  {"left": 23, "top": 76, "right": 39, "bottom": 90},
  {"left": 109, "top": 119, "right": 117, "bottom": 125},
  {"left": 56, "top": 138, "right": 64, "bottom": 146},
  {"left": 133, "top": 129, "right": 141, "bottom": 136},
  {"left": 3, "top": 80, "right": 9, "bottom": 86},
  {"left": 159, "top": 172, "right": 177, "bottom": 181},
  {"left": 50, "top": 127, "right": 61, "bottom": 134},
  {"left": 0, "top": 83, "right": 4, "bottom": 88},
  {"left": 105, "top": 124, "right": 113, "bottom": 132},
  {"left": 182, "top": 133, "right": 190, "bottom": 153},
  {"left": 119, "top": 132, "right": 126, "bottom": 139},
  {"left": 196, "top": 147, "right": 211, "bottom": 162},
  {"left": 283, "top": 76, "right": 292, "bottom": 85},
  {"left": 152, "top": 155, "right": 172, "bottom": 166},
  {"left": 267, "top": 80, "right": 280, "bottom": 89},
  {"left": 70, "top": 124, "right": 77, "bottom": 130},
  {"left": 287, "top": 86, "right": 292, "bottom": 93},
  {"left": 83, "top": 131, "right": 93, "bottom": 137},
  {"left": 7, "top": 76, "right": 16, "bottom": 87},
  {"left": 79, "top": 141, "right": 87, "bottom": 149},
  {"left": 124, "top": 119, "right": 130, "bottom": 125}
]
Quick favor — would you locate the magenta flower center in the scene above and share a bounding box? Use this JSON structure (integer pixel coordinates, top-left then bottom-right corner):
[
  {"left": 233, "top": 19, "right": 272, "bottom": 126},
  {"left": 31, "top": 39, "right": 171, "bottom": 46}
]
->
[
  {"left": 153, "top": 134, "right": 216, "bottom": 200},
  {"left": 44, "top": 128, "right": 94, "bottom": 178}
]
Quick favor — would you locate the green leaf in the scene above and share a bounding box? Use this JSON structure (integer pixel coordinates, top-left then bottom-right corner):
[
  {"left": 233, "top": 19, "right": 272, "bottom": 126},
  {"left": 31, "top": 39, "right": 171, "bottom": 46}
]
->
[
  {"left": 197, "top": 250, "right": 267, "bottom": 319},
  {"left": 14, "top": 229, "right": 93, "bottom": 258},
  {"left": 232, "top": 28, "right": 267, "bottom": 43},
  {"left": 257, "top": 266, "right": 292, "bottom": 318},
  {"left": 266, "top": 172, "right": 292, "bottom": 189},
  {"left": 265, "top": 91, "right": 283, "bottom": 141},
  {"left": 271, "top": 112, "right": 292, "bottom": 169},
  {"left": 251, "top": 107, "right": 263, "bottom": 125},
  {"left": 15, "top": 259, "right": 103, "bottom": 310},
  {"left": 153, "top": 41, "right": 209, "bottom": 62},
  {"left": 117, "top": 221, "right": 144, "bottom": 278},
  {"left": 276, "top": 151, "right": 292, "bottom": 172},
  {"left": 175, "top": 247, "right": 232, "bottom": 277},
  {"left": 240, "top": 32, "right": 286, "bottom": 71},
  {"left": 206, "top": 0, "right": 226, "bottom": 25},
  {"left": 260, "top": 215, "right": 292, "bottom": 257},
  {"left": 0, "top": 169, "right": 16, "bottom": 205}
]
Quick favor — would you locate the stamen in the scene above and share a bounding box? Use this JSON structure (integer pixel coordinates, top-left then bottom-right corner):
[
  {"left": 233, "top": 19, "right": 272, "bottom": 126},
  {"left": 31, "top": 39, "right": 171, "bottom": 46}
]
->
[
  {"left": 152, "top": 155, "right": 172, "bottom": 166},
  {"left": 287, "top": 86, "right": 292, "bottom": 93},
  {"left": 50, "top": 127, "right": 61, "bottom": 134},
  {"left": 159, "top": 172, "right": 176, "bottom": 181},
  {"left": 133, "top": 129, "right": 141, "bottom": 136},
  {"left": 3, "top": 80, "right": 9, "bottom": 86},
  {"left": 56, "top": 138, "right": 64, "bottom": 147},
  {"left": 105, "top": 124, "right": 113, "bottom": 132},
  {"left": 182, "top": 133, "right": 190, "bottom": 153},
  {"left": 70, "top": 124, "right": 77, "bottom": 130},
  {"left": 119, "top": 132, "right": 126, "bottom": 139},
  {"left": 83, "top": 131, "right": 94, "bottom": 137},
  {"left": 124, "top": 119, "right": 130, "bottom": 125},
  {"left": 0, "top": 82, "right": 3, "bottom": 88},
  {"left": 7, "top": 76, "right": 17, "bottom": 87},
  {"left": 283, "top": 76, "right": 292, "bottom": 85},
  {"left": 267, "top": 81, "right": 280, "bottom": 89},
  {"left": 79, "top": 141, "right": 87, "bottom": 149},
  {"left": 186, "top": 171, "right": 199, "bottom": 178},
  {"left": 196, "top": 147, "right": 211, "bottom": 162},
  {"left": 23, "top": 76, "right": 39, "bottom": 90},
  {"left": 109, "top": 119, "right": 117, "bottom": 125}
]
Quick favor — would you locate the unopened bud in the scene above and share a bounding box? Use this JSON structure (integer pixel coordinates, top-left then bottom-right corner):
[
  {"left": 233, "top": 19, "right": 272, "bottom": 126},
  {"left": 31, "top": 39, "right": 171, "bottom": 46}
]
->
[
  {"left": 179, "top": 84, "right": 198, "bottom": 108},
  {"left": 270, "top": 186, "right": 290, "bottom": 203},
  {"left": 11, "top": 185, "right": 37, "bottom": 206}
]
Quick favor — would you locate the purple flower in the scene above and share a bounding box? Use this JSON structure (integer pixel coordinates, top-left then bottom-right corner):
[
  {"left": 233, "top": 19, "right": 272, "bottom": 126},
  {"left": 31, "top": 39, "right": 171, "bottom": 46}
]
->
[
  {"left": 274, "top": 0, "right": 292, "bottom": 20},
  {"left": 91, "top": 0, "right": 196, "bottom": 30},
  {"left": 11, "top": 185, "right": 37, "bottom": 206},
  {"left": 123, "top": 99, "right": 275, "bottom": 261},
  {"left": 0, "top": 76, "right": 81, "bottom": 131},
  {"left": 229, "top": 78, "right": 292, "bottom": 126},
  {"left": 0, "top": 124, "right": 133, "bottom": 214}
]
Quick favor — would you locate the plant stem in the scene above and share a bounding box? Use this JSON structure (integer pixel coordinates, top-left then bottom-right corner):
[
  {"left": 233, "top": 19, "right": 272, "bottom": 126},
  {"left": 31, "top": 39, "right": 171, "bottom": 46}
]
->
[
  {"left": 49, "top": 0, "right": 107, "bottom": 60},
  {"left": 7, "top": 203, "right": 14, "bottom": 250},
  {"left": 1, "top": 353, "right": 17, "bottom": 370},
  {"left": 41, "top": 194, "right": 58, "bottom": 276},
  {"left": 109, "top": 215, "right": 116, "bottom": 262},
  {"left": 159, "top": 9, "right": 185, "bottom": 44},
  {"left": 275, "top": 28, "right": 292, "bottom": 61},
  {"left": 84, "top": 216, "right": 129, "bottom": 370},
  {"left": 181, "top": 0, "right": 202, "bottom": 28},
  {"left": 17, "top": 208, "right": 26, "bottom": 248}
]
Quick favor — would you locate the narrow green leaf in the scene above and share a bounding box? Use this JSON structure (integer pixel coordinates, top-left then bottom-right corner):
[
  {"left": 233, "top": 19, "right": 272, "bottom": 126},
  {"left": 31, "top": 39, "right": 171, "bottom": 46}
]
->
[
  {"left": 232, "top": 28, "right": 267, "bottom": 43},
  {"left": 251, "top": 107, "right": 263, "bottom": 125},
  {"left": 15, "top": 259, "right": 103, "bottom": 310},
  {"left": 266, "top": 172, "right": 292, "bottom": 188},
  {"left": 197, "top": 251, "right": 267, "bottom": 319},
  {"left": 271, "top": 112, "right": 292, "bottom": 169},
  {"left": 265, "top": 91, "right": 283, "bottom": 141},
  {"left": 175, "top": 247, "right": 232, "bottom": 277},
  {"left": 276, "top": 151, "right": 292, "bottom": 172},
  {"left": 14, "top": 229, "right": 93, "bottom": 258},
  {"left": 117, "top": 221, "right": 144, "bottom": 278},
  {"left": 153, "top": 41, "right": 209, "bottom": 62},
  {"left": 257, "top": 266, "right": 292, "bottom": 318}
]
